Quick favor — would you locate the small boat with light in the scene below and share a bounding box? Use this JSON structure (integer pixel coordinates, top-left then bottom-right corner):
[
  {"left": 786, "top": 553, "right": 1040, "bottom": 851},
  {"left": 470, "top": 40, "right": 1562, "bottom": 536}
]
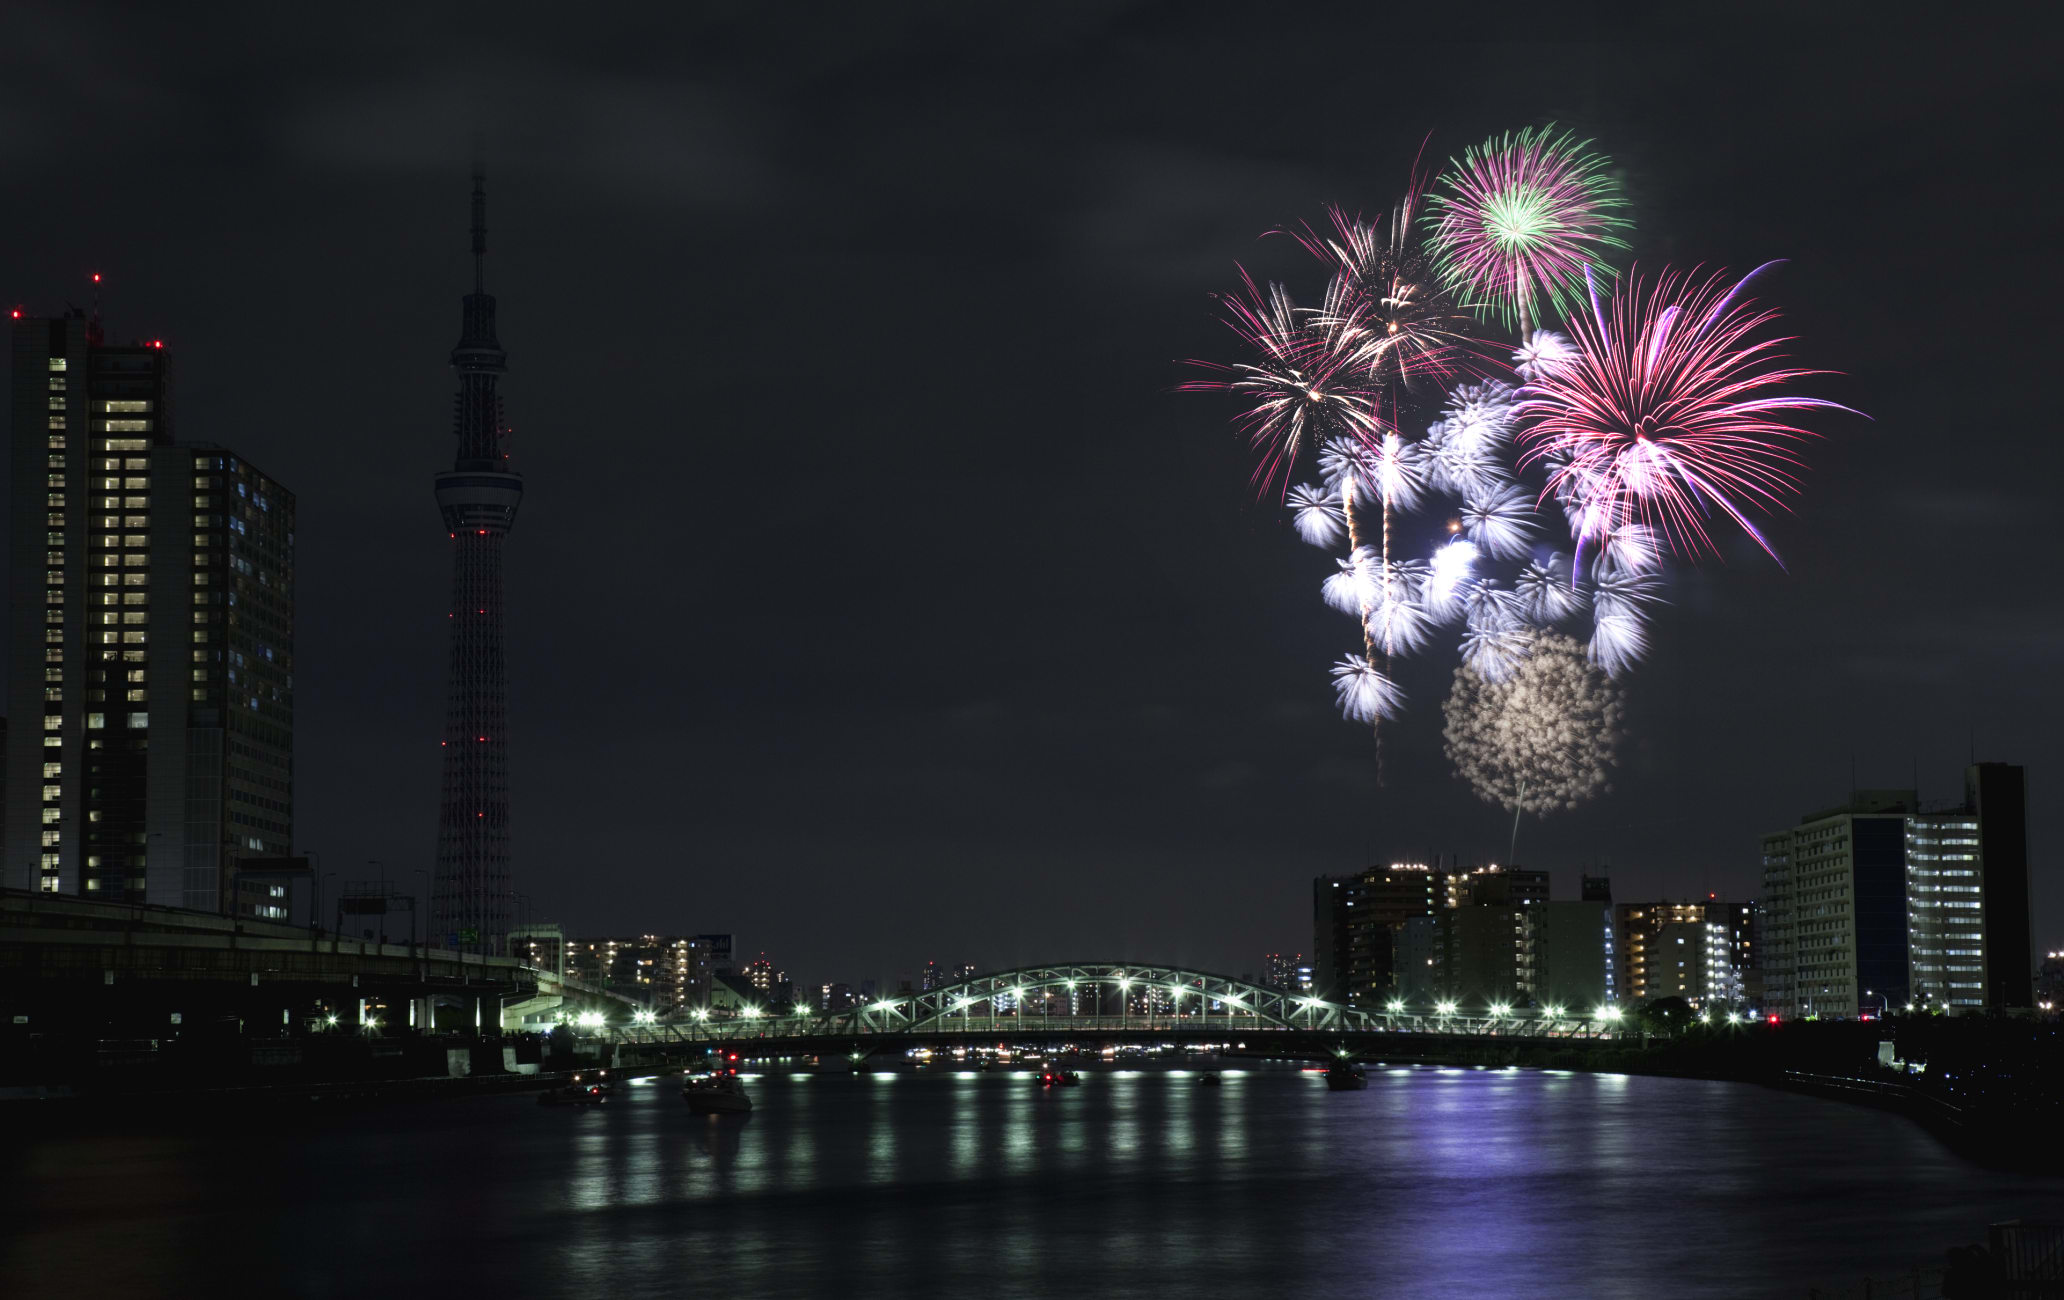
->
[
  {"left": 1039, "top": 1070, "right": 1080, "bottom": 1087},
  {"left": 683, "top": 1072, "right": 753, "bottom": 1114},
  {"left": 1323, "top": 1061, "right": 1368, "bottom": 1091},
  {"left": 538, "top": 1073, "right": 609, "bottom": 1106}
]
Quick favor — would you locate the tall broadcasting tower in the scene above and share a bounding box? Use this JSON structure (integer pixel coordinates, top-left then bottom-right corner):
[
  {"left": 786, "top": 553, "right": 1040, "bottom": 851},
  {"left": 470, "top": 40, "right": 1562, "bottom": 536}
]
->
[{"left": 432, "top": 170, "right": 523, "bottom": 954}]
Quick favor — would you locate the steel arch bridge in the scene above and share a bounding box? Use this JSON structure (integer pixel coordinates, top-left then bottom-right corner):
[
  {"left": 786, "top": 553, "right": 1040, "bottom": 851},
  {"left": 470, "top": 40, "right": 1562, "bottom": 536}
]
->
[{"left": 602, "top": 961, "right": 1626, "bottom": 1050}]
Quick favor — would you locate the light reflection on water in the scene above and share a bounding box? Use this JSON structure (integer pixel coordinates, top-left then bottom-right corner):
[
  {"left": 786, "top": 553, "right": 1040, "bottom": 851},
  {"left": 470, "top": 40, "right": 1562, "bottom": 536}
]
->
[{"left": 11, "top": 1066, "right": 2064, "bottom": 1300}]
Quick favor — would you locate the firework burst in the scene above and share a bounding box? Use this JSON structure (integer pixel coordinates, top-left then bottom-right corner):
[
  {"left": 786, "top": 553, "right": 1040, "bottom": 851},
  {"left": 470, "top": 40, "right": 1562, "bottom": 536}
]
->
[
  {"left": 1181, "top": 270, "right": 1385, "bottom": 497},
  {"left": 1427, "top": 126, "right": 1630, "bottom": 334},
  {"left": 1332, "top": 657, "right": 1403, "bottom": 724},
  {"left": 1285, "top": 482, "right": 1347, "bottom": 548},
  {"left": 1291, "top": 200, "right": 1480, "bottom": 396},
  {"left": 1515, "top": 263, "right": 1863, "bottom": 564},
  {"left": 1443, "top": 631, "right": 1624, "bottom": 814}
]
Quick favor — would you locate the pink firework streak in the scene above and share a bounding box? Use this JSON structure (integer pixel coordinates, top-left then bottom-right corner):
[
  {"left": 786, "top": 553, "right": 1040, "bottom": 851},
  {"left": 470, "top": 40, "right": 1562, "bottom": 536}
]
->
[
  {"left": 1182, "top": 267, "right": 1389, "bottom": 497},
  {"left": 1515, "top": 262, "right": 1864, "bottom": 566}
]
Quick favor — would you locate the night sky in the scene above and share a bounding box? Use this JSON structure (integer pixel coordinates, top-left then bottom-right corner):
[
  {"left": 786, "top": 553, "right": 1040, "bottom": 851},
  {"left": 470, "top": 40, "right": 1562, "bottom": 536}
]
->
[{"left": 0, "top": 11, "right": 2053, "bottom": 990}]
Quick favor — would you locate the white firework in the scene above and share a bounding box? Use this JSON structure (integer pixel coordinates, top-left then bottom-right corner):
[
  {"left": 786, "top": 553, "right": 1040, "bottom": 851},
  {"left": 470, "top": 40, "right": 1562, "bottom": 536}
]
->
[
  {"left": 1321, "top": 547, "right": 1383, "bottom": 616},
  {"left": 1317, "top": 433, "right": 1428, "bottom": 511},
  {"left": 1441, "top": 380, "right": 1516, "bottom": 450},
  {"left": 1426, "top": 422, "right": 1510, "bottom": 498},
  {"left": 1592, "top": 567, "right": 1661, "bottom": 624},
  {"left": 1588, "top": 610, "right": 1649, "bottom": 678},
  {"left": 1285, "top": 482, "right": 1346, "bottom": 549},
  {"left": 1367, "top": 585, "right": 1433, "bottom": 655},
  {"left": 1375, "top": 558, "right": 1429, "bottom": 604},
  {"left": 1459, "top": 482, "right": 1536, "bottom": 560},
  {"left": 1599, "top": 523, "right": 1660, "bottom": 575},
  {"left": 1443, "top": 631, "right": 1624, "bottom": 814},
  {"left": 1513, "top": 329, "right": 1577, "bottom": 382},
  {"left": 1331, "top": 657, "right": 1403, "bottom": 723},
  {"left": 1463, "top": 580, "right": 1522, "bottom": 633},
  {"left": 1423, "top": 537, "right": 1478, "bottom": 621},
  {"left": 1316, "top": 436, "right": 1375, "bottom": 501},
  {"left": 1515, "top": 557, "right": 1587, "bottom": 625},
  {"left": 1460, "top": 620, "right": 1533, "bottom": 683}
]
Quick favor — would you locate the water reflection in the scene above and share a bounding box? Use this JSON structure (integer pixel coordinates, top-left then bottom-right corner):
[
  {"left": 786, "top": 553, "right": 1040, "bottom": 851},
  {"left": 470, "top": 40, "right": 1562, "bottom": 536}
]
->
[{"left": 14, "top": 1066, "right": 2064, "bottom": 1300}]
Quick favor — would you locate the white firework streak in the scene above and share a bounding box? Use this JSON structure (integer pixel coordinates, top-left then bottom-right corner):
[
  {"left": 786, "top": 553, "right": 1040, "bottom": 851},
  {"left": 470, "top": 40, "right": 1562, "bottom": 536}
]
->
[
  {"left": 1515, "top": 557, "right": 1587, "bottom": 624},
  {"left": 1599, "top": 523, "right": 1661, "bottom": 575},
  {"left": 1592, "top": 567, "right": 1661, "bottom": 623},
  {"left": 1463, "top": 580, "right": 1522, "bottom": 632},
  {"left": 1426, "top": 423, "right": 1510, "bottom": 498},
  {"left": 1513, "top": 329, "right": 1577, "bottom": 382},
  {"left": 1367, "top": 586, "right": 1433, "bottom": 655},
  {"left": 1285, "top": 482, "right": 1347, "bottom": 549},
  {"left": 1321, "top": 546, "right": 1383, "bottom": 616},
  {"left": 1588, "top": 611, "right": 1649, "bottom": 677},
  {"left": 1316, "top": 436, "right": 1376, "bottom": 501},
  {"left": 1375, "top": 558, "right": 1430, "bottom": 604},
  {"left": 1460, "top": 620, "right": 1533, "bottom": 683},
  {"left": 1423, "top": 538, "right": 1478, "bottom": 622},
  {"left": 1441, "top": 380, "right": 1517, "bottom": 446},
  {"left": 1317, "top": 433, "right": 1429, "bottom": 512},
  {"left": 1459, "top": 482, "right": 1536, "bottom": 560},
  {"left": 1332, "top": 656, "right": 1403, "bottom": 723}
]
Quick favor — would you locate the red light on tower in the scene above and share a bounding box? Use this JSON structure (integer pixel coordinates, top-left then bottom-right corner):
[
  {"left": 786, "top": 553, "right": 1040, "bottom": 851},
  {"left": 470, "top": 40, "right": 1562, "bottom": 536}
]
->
[
  {"left": 9, "top": 309, "right": 18, "bottom": 319},
  {"left": 91, "top": 273, "right": 101, "bottom": 283}
]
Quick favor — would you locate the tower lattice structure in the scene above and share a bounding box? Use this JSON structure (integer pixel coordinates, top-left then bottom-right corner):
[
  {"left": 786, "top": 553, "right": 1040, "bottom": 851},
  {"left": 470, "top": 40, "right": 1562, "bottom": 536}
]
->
[{"left": 432, "top": 170, "right": 524, "bottom": 955}]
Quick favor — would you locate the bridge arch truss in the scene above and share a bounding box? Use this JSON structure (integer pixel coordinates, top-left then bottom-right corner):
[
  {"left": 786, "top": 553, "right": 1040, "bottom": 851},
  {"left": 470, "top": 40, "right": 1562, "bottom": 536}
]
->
[{"left": 608, "top": 961, "right": 1623, "bottom": 1046}]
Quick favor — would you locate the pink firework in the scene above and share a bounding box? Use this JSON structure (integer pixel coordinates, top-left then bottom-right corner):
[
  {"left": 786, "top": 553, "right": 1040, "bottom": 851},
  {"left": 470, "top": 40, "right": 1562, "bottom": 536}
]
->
[
  {"left": 1426, "top": 126, "right": 1629, "bottom": 335},
  {"left": 1182, "top": 268, "right": 1387, "bottom": 497},
  {"left": 1288, "top": 199, "right": 1481, "bottom": 398},
  {"left": 1515, "top": 262, "right": 1863, "bottom": 565}
]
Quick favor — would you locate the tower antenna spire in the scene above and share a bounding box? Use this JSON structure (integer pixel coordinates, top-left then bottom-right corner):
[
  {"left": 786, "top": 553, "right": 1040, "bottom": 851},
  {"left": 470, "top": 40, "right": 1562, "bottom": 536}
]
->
[{"left": 470, "top": 157, "right": 487, "bottom": 295}]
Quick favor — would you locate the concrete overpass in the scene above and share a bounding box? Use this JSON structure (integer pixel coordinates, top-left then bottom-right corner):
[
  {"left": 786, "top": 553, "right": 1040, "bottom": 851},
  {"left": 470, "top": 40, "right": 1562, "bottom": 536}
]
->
[{"left": 0, "top": 888, "right": 637, "bottom": 1034}]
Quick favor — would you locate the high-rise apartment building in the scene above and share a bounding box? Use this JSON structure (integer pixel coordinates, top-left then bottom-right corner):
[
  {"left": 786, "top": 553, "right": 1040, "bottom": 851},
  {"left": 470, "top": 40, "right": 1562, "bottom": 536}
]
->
[
  {"left": 6, "top": 312, "right": 294, "bottom": 910},
  {"left": 1760, "top": 790, "right": 1913, "bottom": 1019},
  {"left": 1906, "top": 764, "right": 2031, "bottom": 1010},
  {"left": 1314, "top": 863, "right": 1440, "bottom": 1004},
  {"left": 1761, "top": 768, "right": 2029, "bottom": 1018},
  {"left": 432, "top": 171, "right": 524, "bottom": 955},
  {"left": 1400, "top": 901, "right": 1613, "bottom": 1009}
]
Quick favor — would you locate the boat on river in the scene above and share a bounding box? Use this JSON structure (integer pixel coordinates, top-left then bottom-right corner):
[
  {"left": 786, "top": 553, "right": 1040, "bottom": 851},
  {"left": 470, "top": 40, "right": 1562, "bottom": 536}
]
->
[
  {"left": 1197, "top": 1072, "right": 1222, "bottom": 1087},
  {"left": 1323, "top": 1062, "right": 1368, "bottom": 1091},
  {"left": 538, "top": 1073, "right": 608, "bottom": 1106},
  {"left": 1039, "top": 1070, "right": 1080, "bottom": 1088},
  {"left": 683, "top": 1073, "right": 753, "bottom": 1115}
]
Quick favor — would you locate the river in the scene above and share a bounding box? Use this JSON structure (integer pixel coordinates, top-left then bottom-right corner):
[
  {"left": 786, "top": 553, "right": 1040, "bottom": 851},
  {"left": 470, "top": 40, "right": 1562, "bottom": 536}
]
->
[{"left": 6, "top": 1064, "right": 2059, "bottom": 1297}]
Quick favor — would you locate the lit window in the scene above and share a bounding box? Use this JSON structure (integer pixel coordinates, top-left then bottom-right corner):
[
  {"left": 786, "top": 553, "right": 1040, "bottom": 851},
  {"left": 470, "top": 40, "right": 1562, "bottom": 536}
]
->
[
  {"left": 127, "top": 712, "right": 147, "bottom": 729},
  {"left": 48, "top": 358, "right": 66, "bottom": 371},
  {"left": 102, "top": 420, "right": 149, "bottom": 432},
  {"left": 43, "top": 763, "right": 61, "bottom": 779},
  {"left": 103, "top": 400, "right": 150, "bottom": 413}
]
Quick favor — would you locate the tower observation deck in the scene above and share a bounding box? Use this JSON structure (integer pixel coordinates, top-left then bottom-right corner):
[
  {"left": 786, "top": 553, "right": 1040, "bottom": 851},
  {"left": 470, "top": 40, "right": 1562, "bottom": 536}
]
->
[{"left": 432, "top": 170, "right": 522, "bottom": 955}]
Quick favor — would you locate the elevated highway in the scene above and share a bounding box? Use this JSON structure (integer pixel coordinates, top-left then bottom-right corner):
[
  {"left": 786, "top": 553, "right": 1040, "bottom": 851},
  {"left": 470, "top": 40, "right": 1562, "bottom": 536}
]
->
[{"left": 0, "top": 888, "right": 637, "bottom": 1033}]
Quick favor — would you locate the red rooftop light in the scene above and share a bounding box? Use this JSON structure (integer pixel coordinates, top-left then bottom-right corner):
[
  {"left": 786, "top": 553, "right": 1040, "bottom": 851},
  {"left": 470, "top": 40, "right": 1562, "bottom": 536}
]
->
[{"left": 92, "top": 273, "right": 101, "bottom": 283}]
